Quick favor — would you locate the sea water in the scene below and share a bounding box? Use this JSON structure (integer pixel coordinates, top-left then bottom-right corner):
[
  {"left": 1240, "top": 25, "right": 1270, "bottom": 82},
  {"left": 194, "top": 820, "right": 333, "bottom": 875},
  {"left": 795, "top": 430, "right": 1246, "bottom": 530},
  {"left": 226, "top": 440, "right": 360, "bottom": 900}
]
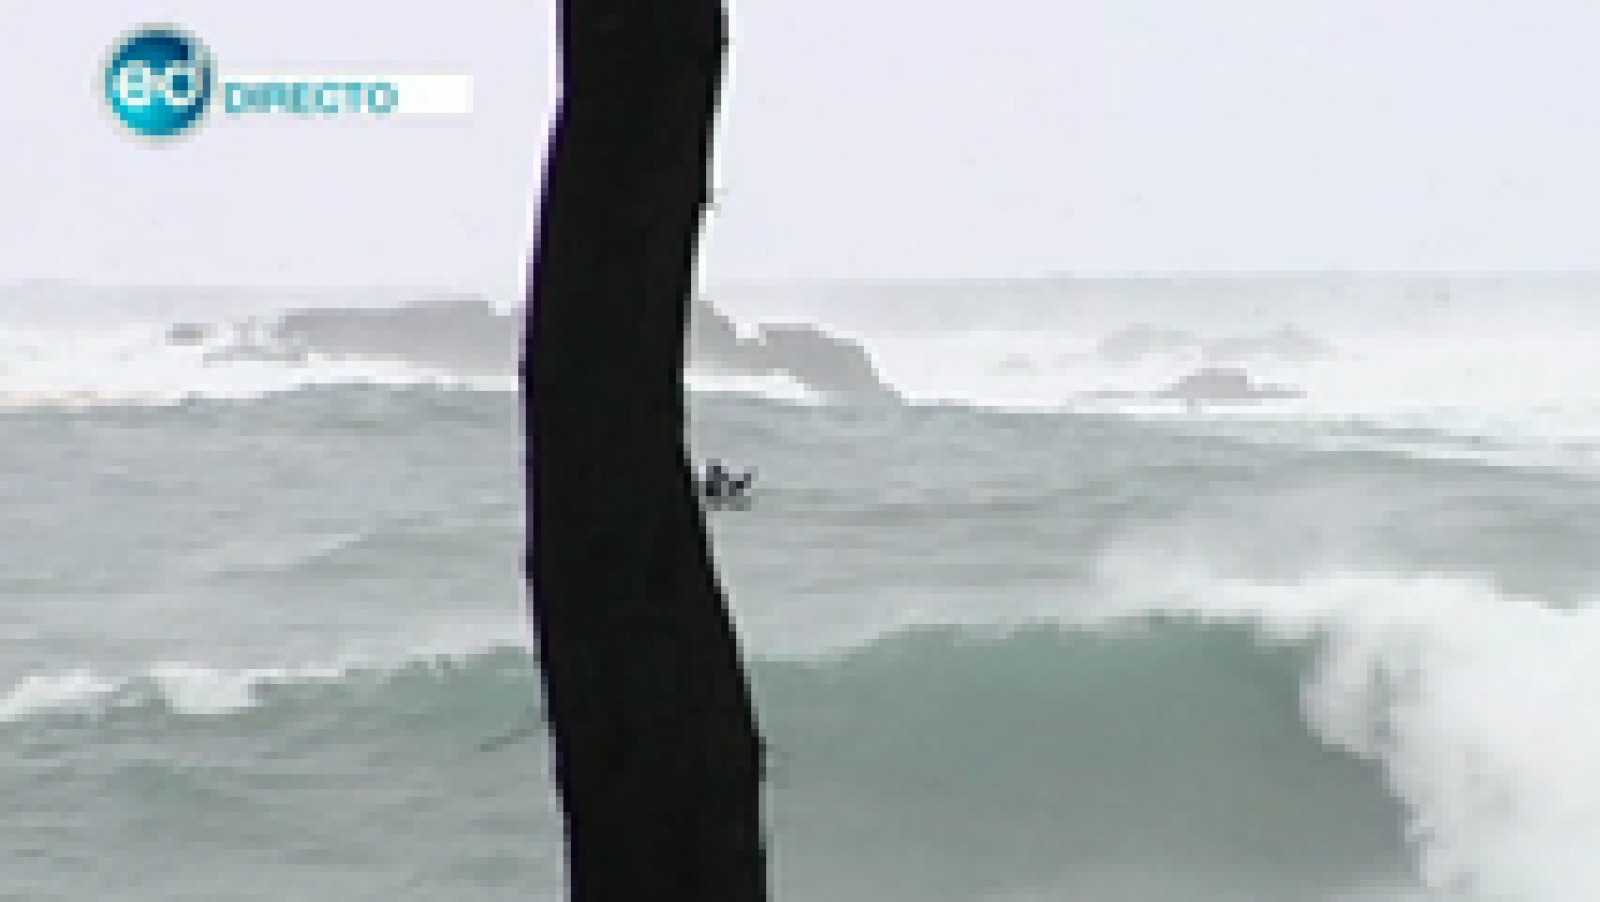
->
[{"left": 2, "top": 276, "right": 1599, "bottom": 900}]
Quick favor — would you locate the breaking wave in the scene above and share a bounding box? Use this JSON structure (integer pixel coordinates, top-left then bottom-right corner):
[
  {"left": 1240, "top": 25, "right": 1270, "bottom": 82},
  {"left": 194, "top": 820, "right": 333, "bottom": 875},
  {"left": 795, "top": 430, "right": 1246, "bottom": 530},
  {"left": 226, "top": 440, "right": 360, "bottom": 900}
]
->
[{"left": 9, "top": 565, "right": 1600, "bottom": 900}]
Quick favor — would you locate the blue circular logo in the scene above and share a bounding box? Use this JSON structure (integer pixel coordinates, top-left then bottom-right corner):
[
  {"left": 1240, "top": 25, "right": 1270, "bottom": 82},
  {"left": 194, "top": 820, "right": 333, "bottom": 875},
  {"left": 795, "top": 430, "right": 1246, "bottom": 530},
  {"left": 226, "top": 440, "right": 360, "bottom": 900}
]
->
[{"left": 102, "top": 25, "right": 215, "bottom": 142}]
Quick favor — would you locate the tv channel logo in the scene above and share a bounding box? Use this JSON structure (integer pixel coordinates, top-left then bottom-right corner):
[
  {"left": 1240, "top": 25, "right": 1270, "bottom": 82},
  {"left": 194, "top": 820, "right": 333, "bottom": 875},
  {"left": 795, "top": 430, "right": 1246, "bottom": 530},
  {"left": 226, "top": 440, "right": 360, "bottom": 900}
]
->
[
  {"left": 101, "top": 24, "right": 215, "bottom": 142},
  {"left": 101, "top": 24, "right": 473, "bottom": 145}
]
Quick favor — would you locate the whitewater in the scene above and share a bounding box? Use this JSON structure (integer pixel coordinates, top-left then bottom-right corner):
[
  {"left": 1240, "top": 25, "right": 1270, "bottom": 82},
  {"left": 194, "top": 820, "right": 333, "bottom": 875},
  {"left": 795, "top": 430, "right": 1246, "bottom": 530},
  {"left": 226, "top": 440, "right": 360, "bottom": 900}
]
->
[{"left": 3, "top": 277, "right": 1600, "bottom": 901}]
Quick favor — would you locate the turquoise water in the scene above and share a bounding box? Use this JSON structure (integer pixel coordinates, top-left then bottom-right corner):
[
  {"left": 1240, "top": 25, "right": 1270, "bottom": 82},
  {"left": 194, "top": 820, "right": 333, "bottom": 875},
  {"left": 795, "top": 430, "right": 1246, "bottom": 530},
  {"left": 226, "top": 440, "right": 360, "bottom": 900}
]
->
[{"left": 6, "top": 383, "right": 1600, "bottom": 899}]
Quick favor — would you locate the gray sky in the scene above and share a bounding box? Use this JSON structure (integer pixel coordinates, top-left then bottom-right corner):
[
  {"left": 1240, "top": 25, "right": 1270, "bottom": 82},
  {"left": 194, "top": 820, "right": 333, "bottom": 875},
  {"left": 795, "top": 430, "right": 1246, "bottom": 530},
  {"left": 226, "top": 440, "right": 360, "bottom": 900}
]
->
[{"left": 10, "top": 1, "right": 1600, "bottom": 293}]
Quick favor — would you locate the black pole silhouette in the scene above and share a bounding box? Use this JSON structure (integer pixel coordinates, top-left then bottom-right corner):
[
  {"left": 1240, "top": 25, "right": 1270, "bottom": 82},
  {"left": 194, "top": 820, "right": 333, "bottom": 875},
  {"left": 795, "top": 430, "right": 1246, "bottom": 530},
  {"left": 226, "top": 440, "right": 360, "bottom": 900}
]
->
[{"left": 521, "top": 0, "right": 768, "bottom": 899}]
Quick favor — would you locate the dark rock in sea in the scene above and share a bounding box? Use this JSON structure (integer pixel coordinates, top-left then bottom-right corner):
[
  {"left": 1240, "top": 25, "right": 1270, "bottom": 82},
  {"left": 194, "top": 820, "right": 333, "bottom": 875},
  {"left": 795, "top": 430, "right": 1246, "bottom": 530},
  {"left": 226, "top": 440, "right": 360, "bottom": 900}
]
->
[
  {"left": 166, "top": 322, "right": 213, "bottom": 346},
  {"left": 1204, "top": 326, "right": 1335, "bottom": 364},
  {"left": 688, "top": 299, "right": 741, "bottom": 354},
  {"left": 1075, "top": 388, "right": 1145, "bottom": 402},
  {"left": 162, "top": 293, "right": 901, "bottom": 403},
  {"left": 273, "top": 296, "right": 520, "bottom": 375},
  {"left": 1074, "top": 365, "right": 1303, "bottom": 409},
  {"left": 755, "top": 324, "right": 899, "bottom": 403},
  {"left": 1095, "top": 325, "right": 1202, "bottom": 363},
  {"left": 1154, "top": 366, "right": 1303, "bottom": 403},
  {"left": 687, "top": 298, "right": 770, "bottom": 373},
  {"left": 685, "top": 296, "right": 898, "bottom": 402}
]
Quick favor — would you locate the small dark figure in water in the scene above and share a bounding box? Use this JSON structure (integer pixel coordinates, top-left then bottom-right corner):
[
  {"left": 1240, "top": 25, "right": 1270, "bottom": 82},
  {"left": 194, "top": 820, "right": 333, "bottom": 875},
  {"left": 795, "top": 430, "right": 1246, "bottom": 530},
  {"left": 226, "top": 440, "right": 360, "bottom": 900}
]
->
[
  {"left": 703, "top": 460, "right": 731, "bottom": 500},
  {"left": 701, "top": 460, "right": 754, "bottom": 502}
]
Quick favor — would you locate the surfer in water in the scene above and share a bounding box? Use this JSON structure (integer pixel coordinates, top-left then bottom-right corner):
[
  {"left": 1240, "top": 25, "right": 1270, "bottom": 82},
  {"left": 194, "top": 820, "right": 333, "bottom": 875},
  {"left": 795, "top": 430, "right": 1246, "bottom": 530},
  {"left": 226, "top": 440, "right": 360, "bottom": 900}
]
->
[{"left": 701, "top": 459, "right": 754, "bottom": 503}]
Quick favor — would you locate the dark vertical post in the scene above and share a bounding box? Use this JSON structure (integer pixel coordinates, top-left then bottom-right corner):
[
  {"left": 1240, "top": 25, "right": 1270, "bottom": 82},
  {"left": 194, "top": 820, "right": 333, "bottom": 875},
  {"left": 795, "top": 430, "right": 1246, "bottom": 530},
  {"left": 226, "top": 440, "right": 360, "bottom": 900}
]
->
[{"left": 521, "top": 0, "right": 769, "bottom": 899}]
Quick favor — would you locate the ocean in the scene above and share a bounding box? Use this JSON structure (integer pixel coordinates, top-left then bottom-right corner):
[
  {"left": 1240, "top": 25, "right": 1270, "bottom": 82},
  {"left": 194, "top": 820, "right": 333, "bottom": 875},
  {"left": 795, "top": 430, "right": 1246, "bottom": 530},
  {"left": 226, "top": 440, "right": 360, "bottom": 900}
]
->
[{"left": 3, "top": 276, "right": 1600, "bottom": 900}]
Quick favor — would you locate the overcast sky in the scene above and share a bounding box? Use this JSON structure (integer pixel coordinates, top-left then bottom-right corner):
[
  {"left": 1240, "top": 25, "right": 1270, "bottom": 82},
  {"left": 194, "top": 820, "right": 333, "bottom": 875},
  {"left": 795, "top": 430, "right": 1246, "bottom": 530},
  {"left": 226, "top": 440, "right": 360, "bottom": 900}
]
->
[{"left": 10, "top": 1, "right": 1600, "bottom": 293}]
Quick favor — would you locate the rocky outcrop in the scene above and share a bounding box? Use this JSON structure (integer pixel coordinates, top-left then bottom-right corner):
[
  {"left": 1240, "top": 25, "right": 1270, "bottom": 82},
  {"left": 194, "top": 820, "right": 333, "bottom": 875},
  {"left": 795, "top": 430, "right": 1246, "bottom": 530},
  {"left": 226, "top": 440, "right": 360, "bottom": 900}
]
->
[
  {"left": 752, "top": 324, "right": 898, "bottom": 402},
  {"left": 165, "top": 322, "right": 214, "bottom": 346},
  {"left": 1078, "top": 366, "right": 1303, "bottom": 408},
  {"left": 687, "top": 298, "right": 765, "bottom": 371},
  {"left": 168, "top": 295, "right": 899, "bottom": 403},
  {"left": 683, "top": 299, "right": 897, "bottom": 401},
  {"left": 1154, "top": 366, "right": 1303, "bottom": 404},
  {"left": 272, "top": 297, "right": 519, "bottom": 375}
]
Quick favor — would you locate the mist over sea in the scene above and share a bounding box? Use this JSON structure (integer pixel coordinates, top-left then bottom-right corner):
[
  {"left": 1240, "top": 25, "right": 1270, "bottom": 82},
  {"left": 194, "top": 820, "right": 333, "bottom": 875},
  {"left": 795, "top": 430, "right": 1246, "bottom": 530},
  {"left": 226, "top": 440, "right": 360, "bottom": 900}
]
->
[{"left": 3, "top": 275, "right": 1600, "bottom": 901}]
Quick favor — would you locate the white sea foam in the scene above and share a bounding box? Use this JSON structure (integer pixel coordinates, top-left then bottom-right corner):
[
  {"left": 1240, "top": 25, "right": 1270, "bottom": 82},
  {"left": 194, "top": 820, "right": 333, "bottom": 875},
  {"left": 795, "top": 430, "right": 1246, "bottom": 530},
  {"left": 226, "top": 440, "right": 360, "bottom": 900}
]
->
[
  {"left": 0, "top": 322, "right": 499, "bottom": 408},
  {"left": 1090, "top": 558, "right": 1600, "bottom": 902}
]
